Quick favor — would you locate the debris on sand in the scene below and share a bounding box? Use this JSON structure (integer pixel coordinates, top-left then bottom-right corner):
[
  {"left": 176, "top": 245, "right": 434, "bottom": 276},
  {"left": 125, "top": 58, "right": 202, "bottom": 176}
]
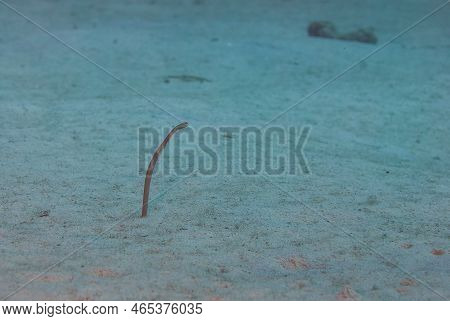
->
[
  {"left": 91, "top": 268, "right": 120, "bottom": 278},
  {"left": 280, "top": 256, "right": 311, "bottom": 270},
  {"left": 307, "top": 21, "right": 338, "bottom": 39},
  {"left": 396, "top": 287, "right": 409, "bottom": 295},
  {"left": 400, "top": 278, "right": 416, "bottom": 286},
  {"left": 38, "top": 209, "right": 50, "bottom": 217},
  {"left": 431, "top": 249, "right": 446, "bottom": 256},
  {"left": 308, "top": 21, "right": 377, "bottom": 44},
  {"left": 338, "top": 28, "right": 378, "bottom": 44},
  {"left": 164, "top": 75, "right": 211, "bottom": 83},
  {"left": 336, "top": 286, "right": 359, "bottom": 300}
]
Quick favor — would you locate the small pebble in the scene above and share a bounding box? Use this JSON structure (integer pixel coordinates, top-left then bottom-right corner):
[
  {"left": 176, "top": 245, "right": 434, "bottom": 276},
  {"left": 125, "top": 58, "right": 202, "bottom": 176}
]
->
[{"left": 38, "top": 210, "right": 50, "bottom": 217}]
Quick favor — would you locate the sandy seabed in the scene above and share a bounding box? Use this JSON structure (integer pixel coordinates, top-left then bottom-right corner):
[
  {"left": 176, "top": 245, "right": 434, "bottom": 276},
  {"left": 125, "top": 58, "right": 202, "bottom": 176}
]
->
[{"left": 0, "top": 0, "right": 449, "bottom": 300}]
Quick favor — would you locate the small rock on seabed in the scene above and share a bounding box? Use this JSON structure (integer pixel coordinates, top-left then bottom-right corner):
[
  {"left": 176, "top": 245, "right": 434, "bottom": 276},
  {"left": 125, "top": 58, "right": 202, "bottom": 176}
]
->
[{"left": 308, "top": 21, "right": 378, "bottom": 44}]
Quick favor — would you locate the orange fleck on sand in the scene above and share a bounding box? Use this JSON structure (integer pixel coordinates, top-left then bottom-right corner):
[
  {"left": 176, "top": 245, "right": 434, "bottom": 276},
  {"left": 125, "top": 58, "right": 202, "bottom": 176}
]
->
[
  {"left": 37, "top": 274, "right": 72, "bottom": 282},
  {"left": 336, "top": 286, "right": 359, "bottom": 300},
  {"left": 431, "top": 249, "right": 445, "bottom": 256},
  {"left": 396, "top": 287, "right": 408, "bottom": 294},
  {"left": 401, "top": 243, "right": 413, "bottom": 249},
  {"left": 280, "top": 257, "right": 311, "bottom": 270},
  {"left": 210, "top": 296, "right": 223, "bottom": 301},
  {"left": 91, "top": 268, "right": 119, "bottom": 277},
  {"left": 400, "top": 278, "right": 416, "bottom": 286}
]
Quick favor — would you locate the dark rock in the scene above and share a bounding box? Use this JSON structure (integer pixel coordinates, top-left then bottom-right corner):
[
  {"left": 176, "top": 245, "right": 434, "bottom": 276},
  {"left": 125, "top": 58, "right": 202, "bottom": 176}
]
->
[
  {"left": 38, "top": 210, "right": 50, "bottom": 217},
  {"left": 307, "top": 21, "right": 338, "bottom": 39},
  {"left": 163, "top": 75, "right": 211, "bottom": 83},
  {"left": 308, "top": 21, "right": 377, "bottom": 44},
  {"left": 338, "top": 28, "right": 378, "bottom": 44}
]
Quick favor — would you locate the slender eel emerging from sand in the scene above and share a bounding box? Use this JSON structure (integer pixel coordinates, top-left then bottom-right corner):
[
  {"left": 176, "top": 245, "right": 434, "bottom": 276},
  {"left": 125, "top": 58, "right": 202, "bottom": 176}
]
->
[{"left": 141, "top": 122, "right": 189, "bottom": 218}]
